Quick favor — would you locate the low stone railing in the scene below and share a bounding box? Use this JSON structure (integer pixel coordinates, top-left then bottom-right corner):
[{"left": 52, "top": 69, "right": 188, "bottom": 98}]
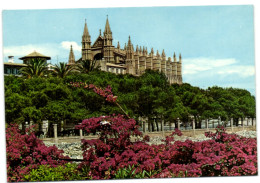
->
[{"left": 43, "top": 122, "right": 256, "bottom": 144}]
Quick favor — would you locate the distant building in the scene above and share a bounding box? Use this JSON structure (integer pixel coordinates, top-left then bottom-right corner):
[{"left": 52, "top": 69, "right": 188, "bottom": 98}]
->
[
  {"left": 4, "top": 62, "right": 27, "bottom": 76},
  {"left": 4, "top": 51, "right": 52, "bottom": 76},
  {"left": 19, "top": 51, "right": 51, "bottom": 64},
  {"left": 68, "top": 17, "right": 182, "bottom": 84}
]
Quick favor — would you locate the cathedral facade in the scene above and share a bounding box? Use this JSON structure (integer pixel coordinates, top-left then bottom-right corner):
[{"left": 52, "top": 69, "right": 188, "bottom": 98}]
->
[{"left": 68, "top": 17, "right": 182, "bottom": 84}]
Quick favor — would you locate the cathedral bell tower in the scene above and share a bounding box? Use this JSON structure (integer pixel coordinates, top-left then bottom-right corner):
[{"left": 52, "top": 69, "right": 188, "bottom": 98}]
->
[
  {"left": 103, "top": 16, "right": 114, "bottom": 63},
  {"left": 82, "top": 19, "right": 92, "bottom": 61}
]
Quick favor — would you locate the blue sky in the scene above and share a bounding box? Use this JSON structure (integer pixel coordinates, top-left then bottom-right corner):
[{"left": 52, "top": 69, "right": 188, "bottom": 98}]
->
[{"left": 2, "top": 5, "right": 255, "bottom": 94}]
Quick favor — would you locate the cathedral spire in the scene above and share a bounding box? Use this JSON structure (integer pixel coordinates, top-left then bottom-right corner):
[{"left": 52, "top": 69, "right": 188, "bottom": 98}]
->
[
  {"left": 136, "top": 45, "right": 139, "bottom": 53},
  {"left": 103, "top": 15, "right": 113, "bottom": 46},
  {"left": 82, "top": 19, "right": 91, "bottom": 43},
  {"left": 150, "top": 47, "right": 154, "bottom": 56},
  {"left": 162, "top": 49, "right": 166, "bottom": 57},
  {"left": 104, "top": 15, "right": 112, "bottom": 34},
  {"left": 179, "top": 53, "right": 182, "bottom": 62},
  {"left": 117, "top": 41, "right": 120, "bottom": 49},
  {"left": 82, "top": 19, "right": 91, "bottom": 61},
  {"left": 83, "top": 19, "right": 90, "bottom": 37},
  {"left": 127, "top": 36, "right": 134, "bottom": 51},
  {"left": 68, "top": 45, "right": 75, "bottom": 65},
  {"left": 128, "top": 35, "right": 132, "bottom": 46},
  {"left": 156, "top": 50, "right": 160, "bottom": 58},
  {"left": 174, "top": 52, "right": 176, "bottom": 62}
]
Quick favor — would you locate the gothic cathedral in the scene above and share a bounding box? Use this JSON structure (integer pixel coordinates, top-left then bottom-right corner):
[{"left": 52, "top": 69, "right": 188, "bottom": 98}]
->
[{"left": 68, "top": 17, "right": 182, "bottom": 84}]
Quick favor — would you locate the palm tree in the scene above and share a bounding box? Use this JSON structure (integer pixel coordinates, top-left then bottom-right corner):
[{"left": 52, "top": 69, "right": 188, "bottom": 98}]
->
[
  {"left": 52, "top": 62, "right": 73, "bottom": 78},
  {"left": 75, "top": 59, "right": 98, "bottom": 74},
  {"left": 20, "top": 58, "right": 48, "bottom": 78}
]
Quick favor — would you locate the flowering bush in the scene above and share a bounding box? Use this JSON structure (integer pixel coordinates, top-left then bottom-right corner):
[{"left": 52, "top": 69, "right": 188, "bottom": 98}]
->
[
  {"left": 201, "top": 126, "right": 258, "bottom": 176},
  {"left": 157, "top": 126, "right": 257, "bottom": 178},
  {"left": 6, "top": 124, "right": 69, "bottom": 182},
  {"left": 6, "top": 83, "right": 257, "bottom": 181},
  {"left": 68, "top": 84, "right": 258, "bottom": 179},
  {"left": 68, "top": 82, "right": 117, "bottom": 103},
  {"left": 68, "top": 82, "right": 130, "bottom": 118},
  {"left": 76, "top": 116, "right": 257, "bottom": 179},
  {"left": 75, "top": 114, "right": 143, "bottom": 179}
]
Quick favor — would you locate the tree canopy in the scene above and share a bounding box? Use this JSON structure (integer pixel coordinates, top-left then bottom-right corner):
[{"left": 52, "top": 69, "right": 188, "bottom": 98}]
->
[
  {"left": 4, "top": 69, "right": 256, "bottom": 132},
  {"left": 19, "top": 58, "right": 48, "bottom": 78}
]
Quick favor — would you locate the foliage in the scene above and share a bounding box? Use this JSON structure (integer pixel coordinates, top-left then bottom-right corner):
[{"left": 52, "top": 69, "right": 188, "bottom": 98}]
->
[
  {"left": 76, "top": 115, "right": 257, "bottom": 179},
  {"left": 4, "top": 69, "right": 256, "bottom": 132},
  {"left": 207, "top": 86, "right": 256, "bottom": 120},
  {"left": 6, "top": 124, "right": 69, "bottom": 182},
  {"left": 51, "top": 62, "right": 73, "bottom": 78},
  {"left": 20, "top": 58, "right": 48, "bottom": 78},
  {"left": 68, "top": 82, "right": 118, "bottom": 103},
  {"left": 68, "top": 82, "right": 131, "bottom": 118},
  {"left": 75, "top": 115, "right": 142, "bottom": 179},
  {"left": 23, "top": 163, "right": 91, "bottom": 181},
  {"left": 75, "top": 59, "right": 98, "bottom": 73},
  {"left": 4, "top": 73, "right": 257, "bottom": 181},
  {"left": 114, "top": 165, "right": 158, "bottom": 179}
]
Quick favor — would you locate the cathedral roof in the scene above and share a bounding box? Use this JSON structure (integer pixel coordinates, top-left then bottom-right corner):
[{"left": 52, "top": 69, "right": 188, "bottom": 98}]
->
[
  {"left": 92, "top": 35, "right": 104, "bottom": 48},
  {"left": 114, "top": 49, "right": 126, "bottom": 56}
]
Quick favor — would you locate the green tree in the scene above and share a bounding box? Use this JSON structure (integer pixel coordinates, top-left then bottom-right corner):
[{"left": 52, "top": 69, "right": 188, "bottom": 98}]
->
[
  {"left": 5, "top": 93, "right": 30, "bottom": 124},
  {"left": 75, "top": 59, "right": 98, "bottom": 74},
  {"left": 52, "top": 62, "right": 73, "bottom": 78},
  {"left": 20, "top": 58, "right": 48, "bottom": 78},
  {"left": 207, "top": 86, "right": 256, "bottom": 125},
  {"left": 136, "top": 70, "right": 170, "bottom": 131},
  {"left": 4, "top": 69, "right": 256, "bottom": 132}
]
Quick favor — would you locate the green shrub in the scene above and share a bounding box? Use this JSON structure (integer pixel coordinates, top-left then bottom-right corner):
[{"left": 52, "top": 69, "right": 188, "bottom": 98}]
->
[
  {"left": 114, "top": 165, "right": 159, "bottom": 179},
  {"left": 23, "top": 163, "right": 91, "bottom": 181}
]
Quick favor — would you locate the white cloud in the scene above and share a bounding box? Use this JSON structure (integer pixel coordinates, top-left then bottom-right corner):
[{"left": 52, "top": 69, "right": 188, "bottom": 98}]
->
[
  {"left": 3, "top": 44, "right": 60, "bottom": 58},
  {"left": 217, "top": 65, "right": 255, "bottom": 77},
  {"left": 183, "top": 57, "right": 254, "bottom": 77},
  {"left": 61, "top": 41, "right": 81, "bottom": 52},
  {"left": 183, "top": 57, "right": 237, "bottom": 75},
  {"left": 182, "top": 57, "right": 255, "bottom": 94}
]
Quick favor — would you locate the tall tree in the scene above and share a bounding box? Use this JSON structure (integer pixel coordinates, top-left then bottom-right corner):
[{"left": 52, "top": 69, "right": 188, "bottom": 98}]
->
[
  {"left": 75, "top": 59, "right": 98, "bottom": 74},
  {"left": 20, "top": 58, "right": 48, "bottom": 78},
  {"left": 52, "top": 62, "right": 73, "bottom": 78}
]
